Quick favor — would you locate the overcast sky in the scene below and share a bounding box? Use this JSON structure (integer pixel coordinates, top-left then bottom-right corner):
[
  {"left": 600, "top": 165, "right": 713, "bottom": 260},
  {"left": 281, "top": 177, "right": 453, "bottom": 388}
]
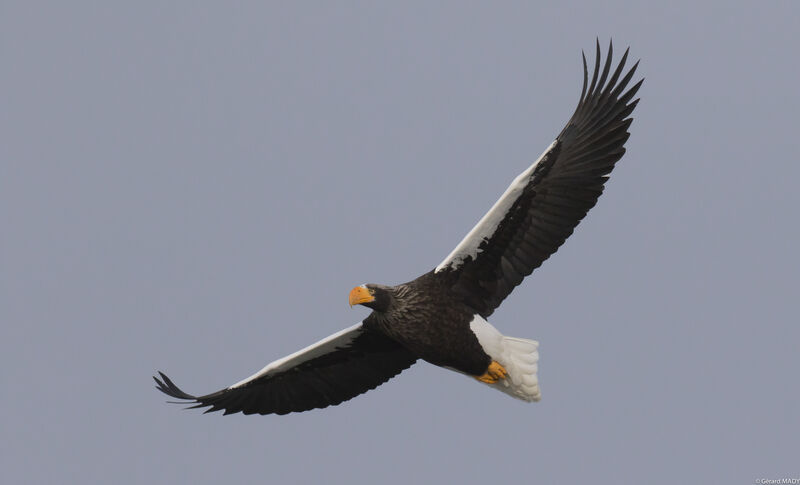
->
[{"left": 3, "top": 2, "right": 799, "bottom": 484}]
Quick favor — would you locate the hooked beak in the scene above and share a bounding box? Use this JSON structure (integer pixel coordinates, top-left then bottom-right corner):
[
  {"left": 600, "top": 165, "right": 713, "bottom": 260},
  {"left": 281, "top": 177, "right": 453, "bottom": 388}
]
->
[{"left": 349, "top": 285, "right": 374, "bottom": 307}]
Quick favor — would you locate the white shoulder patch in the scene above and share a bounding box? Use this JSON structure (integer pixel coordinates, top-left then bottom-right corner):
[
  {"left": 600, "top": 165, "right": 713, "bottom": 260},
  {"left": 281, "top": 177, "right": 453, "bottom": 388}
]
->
[
  {"left": 229, "top": 322, "right": 363, "bottom": 389},
  {"left": 468, "top": 315, "right": 541, "bottom": 402},
  {"left": 435, "top": 141, "right": 557, "bottom": 273}
]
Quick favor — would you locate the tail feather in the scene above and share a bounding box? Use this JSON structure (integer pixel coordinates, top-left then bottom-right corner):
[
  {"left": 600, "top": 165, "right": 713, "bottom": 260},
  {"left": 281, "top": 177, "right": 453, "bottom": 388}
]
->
[
  {"left": 468, "top": 316, "right": 541, "bottom": 402},
  {"left": 493, "top": 336, "right": 540, "bottom": 402}
]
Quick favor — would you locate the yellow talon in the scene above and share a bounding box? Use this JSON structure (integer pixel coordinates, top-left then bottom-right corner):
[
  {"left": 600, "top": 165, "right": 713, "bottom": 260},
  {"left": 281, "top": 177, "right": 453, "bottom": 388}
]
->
[{"left": 475, "top": 361, "right": 508, "bottom": 384}]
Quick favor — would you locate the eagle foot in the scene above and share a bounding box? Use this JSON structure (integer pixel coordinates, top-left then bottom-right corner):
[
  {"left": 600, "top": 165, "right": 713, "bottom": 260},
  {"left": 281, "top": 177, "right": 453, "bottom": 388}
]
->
[{"left": 475, "top": 361, "right": 508, "bottom": 384}]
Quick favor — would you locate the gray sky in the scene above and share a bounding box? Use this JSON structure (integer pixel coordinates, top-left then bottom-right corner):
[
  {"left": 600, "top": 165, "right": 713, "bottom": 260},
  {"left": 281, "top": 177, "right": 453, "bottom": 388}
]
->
[{"left": 3, "top": 2, "right": 799, "bottom": 484}]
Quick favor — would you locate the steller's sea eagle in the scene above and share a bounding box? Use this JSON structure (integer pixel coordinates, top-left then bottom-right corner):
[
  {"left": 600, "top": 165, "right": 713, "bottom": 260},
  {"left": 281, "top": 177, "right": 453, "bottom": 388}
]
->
[{"left": 154, "top": 39, "right": 642, "bottom": 415}]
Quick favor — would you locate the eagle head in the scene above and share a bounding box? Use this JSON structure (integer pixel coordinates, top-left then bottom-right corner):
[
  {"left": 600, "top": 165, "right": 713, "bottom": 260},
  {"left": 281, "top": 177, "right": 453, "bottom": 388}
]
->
[{"left": 349, "top": 284, "right": 393, "bottom": 312}]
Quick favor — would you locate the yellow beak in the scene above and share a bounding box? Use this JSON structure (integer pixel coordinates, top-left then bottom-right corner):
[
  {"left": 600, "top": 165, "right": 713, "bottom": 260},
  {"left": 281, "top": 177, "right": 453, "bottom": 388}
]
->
[{"left": 349, "top": 286, "right": 375, "bottom": 307}]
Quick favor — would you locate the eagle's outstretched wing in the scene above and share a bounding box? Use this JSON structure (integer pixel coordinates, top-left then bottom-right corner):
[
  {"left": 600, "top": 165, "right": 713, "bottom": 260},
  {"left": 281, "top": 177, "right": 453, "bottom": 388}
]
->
[
  {"left": 435, "top": 40, "right": 642, "bottom": 317},
  {"left": 154, "top": 323, "right": 417, "bottom": 415}
]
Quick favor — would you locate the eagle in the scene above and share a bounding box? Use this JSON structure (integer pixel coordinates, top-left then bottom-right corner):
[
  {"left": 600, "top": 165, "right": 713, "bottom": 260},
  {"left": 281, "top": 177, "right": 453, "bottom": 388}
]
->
[{"left": 154, "top": 40, "right": 642, "bottom": 415}]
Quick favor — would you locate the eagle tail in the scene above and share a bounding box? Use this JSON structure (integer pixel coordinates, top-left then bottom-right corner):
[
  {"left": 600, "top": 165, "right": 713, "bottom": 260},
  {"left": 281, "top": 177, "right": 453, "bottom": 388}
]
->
[
  {"left": 469, "top": 315, "right": 541, "bottom": 402},
  {"left": 493, "top": 335, "right": 541, "bottom": 402}
]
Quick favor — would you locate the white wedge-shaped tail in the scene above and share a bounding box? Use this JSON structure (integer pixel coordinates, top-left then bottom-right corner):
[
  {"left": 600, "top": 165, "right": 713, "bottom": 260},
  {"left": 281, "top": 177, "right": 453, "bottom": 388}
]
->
[{"left": 468, "top": 315, "right": 541, "bottom": 402}]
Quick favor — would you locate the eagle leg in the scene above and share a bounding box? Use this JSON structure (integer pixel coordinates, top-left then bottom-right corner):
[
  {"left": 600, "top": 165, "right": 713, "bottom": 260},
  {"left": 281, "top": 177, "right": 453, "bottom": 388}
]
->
[{"left": 475, "top": 361, "right": 508, "bottom": 384}]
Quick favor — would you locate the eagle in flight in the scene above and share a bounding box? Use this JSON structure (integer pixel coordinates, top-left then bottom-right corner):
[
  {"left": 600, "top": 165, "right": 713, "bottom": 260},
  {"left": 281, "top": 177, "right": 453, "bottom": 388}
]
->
[{"left": 154, "top": 40, "right": 642, "bottom": 415}]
